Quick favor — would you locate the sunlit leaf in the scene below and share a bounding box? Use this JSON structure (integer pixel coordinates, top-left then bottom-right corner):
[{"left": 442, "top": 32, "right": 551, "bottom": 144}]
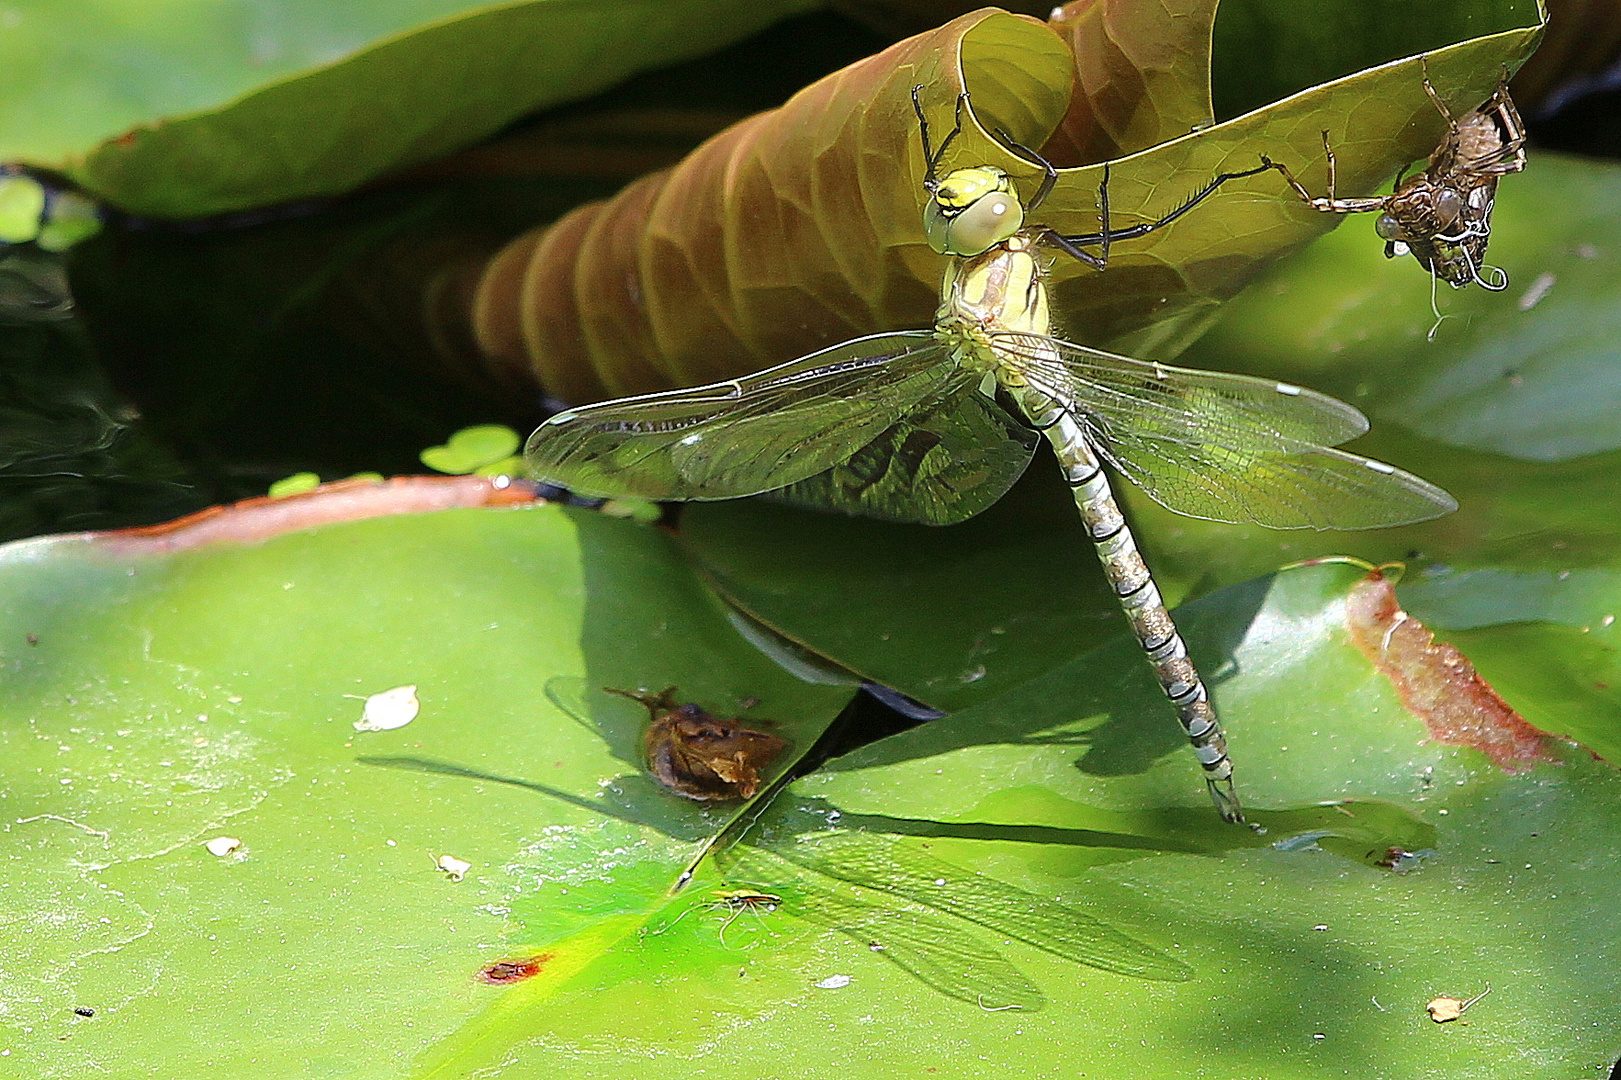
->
[
  {"left": 0, "top": 496, "right": 851, "bottom": 1075},
  {"left": 420, "top": 423, "right": 521, "bottom": 474},
  {"left": 2, "top": 0, "right": 816, "bottom": 217},
  {"left": 409, "top": 561, "right": 1621, "bottom": 1078}
]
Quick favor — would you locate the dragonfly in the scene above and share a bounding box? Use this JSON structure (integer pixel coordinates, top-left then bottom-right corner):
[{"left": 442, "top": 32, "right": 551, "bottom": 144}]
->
[
  {"left": 1262, "top": 61, "right": 1526, "bottom": 292},
  {"left": 526, "top": 88, "right": 1458, "bottom": 824}
]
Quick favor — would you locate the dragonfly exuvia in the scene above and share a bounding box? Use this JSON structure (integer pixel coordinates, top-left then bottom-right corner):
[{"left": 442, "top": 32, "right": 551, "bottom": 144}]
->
[
  {"left": 526, "top": 88, "right": 1458, "bottom": 823},
  {"left": 1263, "top": 61, "right": 1526, "bottom": 292}
]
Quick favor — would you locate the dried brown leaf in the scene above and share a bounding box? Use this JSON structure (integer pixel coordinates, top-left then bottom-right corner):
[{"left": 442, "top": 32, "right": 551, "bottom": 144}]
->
[{"left": 1044, "top": 0, "right": 1218, "bottom": 165}]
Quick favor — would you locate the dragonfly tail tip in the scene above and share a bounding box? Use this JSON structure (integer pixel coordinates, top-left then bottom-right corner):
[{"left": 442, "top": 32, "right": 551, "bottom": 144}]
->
[{"left": 1207, "top": 779, "right": 1246, "bottom": 824}]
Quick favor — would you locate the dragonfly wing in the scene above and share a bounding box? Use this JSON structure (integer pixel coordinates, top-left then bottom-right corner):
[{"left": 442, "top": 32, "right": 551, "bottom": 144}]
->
[
  {"left": 813, "top": 893, "right": 1046, "bottom": 1011},
  {"left": 769, "top": 377, "right": 1039, "bottom": 525},
  {"left": 992, "top": 331, "right": 1372, "bottom": 446},
  {"left": 996, "top": 333, "right": 1456, "bottom": 529},
  {"left": 1105, "top": 441, "right": 1457, "bottom": 529},
  {"left": 524, "top": 332, "right": 953, "bottom": 501}
]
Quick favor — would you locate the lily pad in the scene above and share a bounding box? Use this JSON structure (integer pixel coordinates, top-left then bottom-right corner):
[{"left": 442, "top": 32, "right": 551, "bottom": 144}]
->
[
  {"left": 407, "top": 560, "right": 1621, "bottom": 1079},
  {"left": 420, "top": 423, "right": 522, "bottom": 475},
  {"left": 0, "top": 492, "right": 850, "bottom": 1076},
  {"left": 3, "top": 0, "right": 816, "bottom": 217}
]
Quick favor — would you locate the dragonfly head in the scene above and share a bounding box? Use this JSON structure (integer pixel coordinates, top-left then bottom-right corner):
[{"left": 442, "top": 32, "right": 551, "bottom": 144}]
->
[{"left": 923, "top": 165, "right": 1024, "bottom": 257}]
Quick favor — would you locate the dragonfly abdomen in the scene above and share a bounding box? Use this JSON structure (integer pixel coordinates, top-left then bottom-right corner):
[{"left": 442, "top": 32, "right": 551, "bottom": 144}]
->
[{"left": 1012, "top": 383, "right": 1242, "bottom": 822}]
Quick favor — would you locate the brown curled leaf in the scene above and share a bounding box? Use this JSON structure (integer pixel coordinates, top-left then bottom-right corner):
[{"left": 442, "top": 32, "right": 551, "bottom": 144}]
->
[
  {"left": 473, "top": 9, "right": 1072, "bottom": 404},
  {"left": 1044, "top": 0, "right": 1219, "bottom": 166},
  {"left": 1345, "top": 571, "right": 1555, "bottom": 771},
  {"left": 608, "top": 687, "right": 788, "bottom": 801},
  {"left": 468, "top": 7, "right": 1541, "bottom": 402}
]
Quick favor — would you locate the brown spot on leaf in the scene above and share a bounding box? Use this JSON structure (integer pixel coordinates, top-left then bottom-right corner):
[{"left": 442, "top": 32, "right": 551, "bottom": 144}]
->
[
  {"left": 608, "top": 687, "right": 787, "bottom": 800},
  {"left": 477, "top": 954, "right": 551, "bottom": 984},
  {"left": 1346, "top": 571, "right": 1554, "bottom": 771}
]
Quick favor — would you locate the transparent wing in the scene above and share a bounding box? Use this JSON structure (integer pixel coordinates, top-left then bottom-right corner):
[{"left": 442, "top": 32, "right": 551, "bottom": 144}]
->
[
  {"left": 720, "top": 847, "right": 1045, "bottom": 1010},
  {"left": 810, "top": 892, "right": 1046, "bottom": 1011},
  {"left": 770, "top": 377, "right": 1039, "bottom": 525},
  {"left": 1106, "top": 440, "right": 1455, "bottom": 529},
  {"left": 754, "top": 831, "right": 1190, "bottom": 981},
  {"left": 524, "top": 332, "right": 953, "bottom": 501},
  {"left": 992, "top": 332, "right": 1456, "bottom": 529}
]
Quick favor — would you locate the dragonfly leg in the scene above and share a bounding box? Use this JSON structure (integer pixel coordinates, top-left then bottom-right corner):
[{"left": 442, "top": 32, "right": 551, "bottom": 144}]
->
[
  {"left": 1021, "top": 392, "right": 1243, "bottom": 822},
  {"left": 987, "top": 125, "right": 1059, "bottom": 214},
  {"left": 1047, "top": 161, "right": 1276, "bottom": 262}
]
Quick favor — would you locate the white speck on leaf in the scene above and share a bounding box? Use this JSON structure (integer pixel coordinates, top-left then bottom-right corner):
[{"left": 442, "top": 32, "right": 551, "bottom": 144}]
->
[
  {"left": 204, "top": 836, "right": 242, "bottom": 857},
  {"left": 436, "top": 855, "right": 472, "bottom": 882},
  {"left": 815, "top": 974, "right": 852, "bottom": 989},
  {"left": 353, "top": 685, "right": 420, "bottom": 731},
  {"left": 1517, "top": 271, "right": 1555, "bottom": 311}
]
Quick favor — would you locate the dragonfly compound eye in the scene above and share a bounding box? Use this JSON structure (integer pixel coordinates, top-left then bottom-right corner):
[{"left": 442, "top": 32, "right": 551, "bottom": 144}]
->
[
  {"left": 1374, "top": 212, "right": 1405, "bottom": 242},
  {"left": 1432, "top": 188, "right": 1464, "bottom": 229},
  {"left": 923, "top": 167, "right": 1023, "bottom": 256}
]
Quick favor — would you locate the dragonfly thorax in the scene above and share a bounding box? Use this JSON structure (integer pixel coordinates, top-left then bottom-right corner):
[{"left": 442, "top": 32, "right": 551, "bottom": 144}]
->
[
  {"left": 923, "top": 165, "right": 1026, "bottom": 257},
  {"left": 935, "top": 232, "right": 1050, "bottom": 342}
]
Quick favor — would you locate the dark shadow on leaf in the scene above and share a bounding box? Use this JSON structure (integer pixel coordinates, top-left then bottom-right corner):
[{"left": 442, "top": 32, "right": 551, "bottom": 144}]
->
[
  {"left": 814, "top": 575, "right": 1274, "bottom": 783},
  {"left": 357, "top": 755, "right": 718, "bottom": 842}
]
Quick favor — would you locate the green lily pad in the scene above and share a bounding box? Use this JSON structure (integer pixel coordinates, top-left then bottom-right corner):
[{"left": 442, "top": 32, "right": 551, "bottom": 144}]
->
[
  {"left": 408, "top": 560, "right": 1621, "bottom": 1078},
  {"left": 4, "top": 0, "right": 815, "bottom": 217},
  {"left": 267, "top": 470, "right": 322, "bottom": 496},
  {"left": 0, "top": 500, "right": 850, "bottom": 1076}
]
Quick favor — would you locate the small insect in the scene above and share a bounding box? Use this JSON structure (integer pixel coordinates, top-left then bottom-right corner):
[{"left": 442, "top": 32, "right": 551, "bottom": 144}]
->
[
  {"left": 72, "top": 1006, "right": 95, "bottom": 1018},
  {"left": 607, "top": 686, "right": 787, "bottom": 801},
  {"left": 1372, "top": 846, "right": 1431, "bottom": 874},
  {"left": 1263, "top": 62, "right": 1525, "bottom": 292},
  {"left": 709, "top": 888, "right": 783, "bottom": 939},
  {"left": 1427, "top": 984, "right": 1491, "bottom": 1022},
  {"left": 651, "top": 887, "right": 783, "bottom": 947}
]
